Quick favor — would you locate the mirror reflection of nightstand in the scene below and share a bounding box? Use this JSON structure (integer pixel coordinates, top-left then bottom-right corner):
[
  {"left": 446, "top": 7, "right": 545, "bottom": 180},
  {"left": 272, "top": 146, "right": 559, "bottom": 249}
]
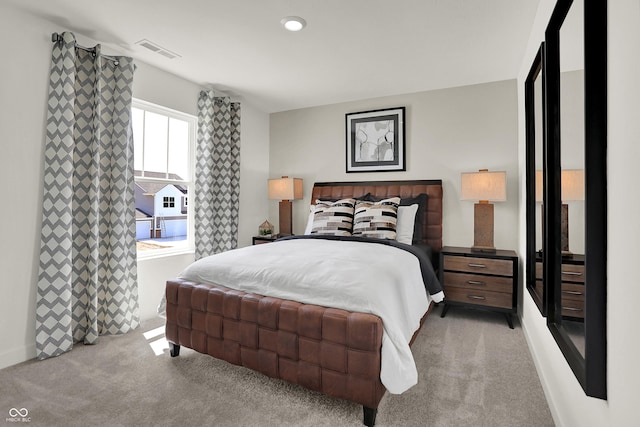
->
[
  {"left": 536, "top": 253, "right": 585, "bottom": 320},
  {"left": 252, "top": 235, "right": 281, "bottom": 245}
]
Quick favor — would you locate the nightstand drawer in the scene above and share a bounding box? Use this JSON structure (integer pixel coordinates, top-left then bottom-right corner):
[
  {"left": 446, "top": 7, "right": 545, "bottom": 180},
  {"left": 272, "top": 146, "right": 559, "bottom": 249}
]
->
[
  {"left": 443, "top": 272, "right": 513, "bottom": 294},
  {"left": 561, "top": 298, "right": 585, "bottom": 318},
  {"left": 444, "top": 287, "right": 512, "bottom": 310},
  {"left": 443, "top": 255, "right": 513, "bottom": 277},
  {"left": 535, "top": 261, "right": 585, "bottom": 283},
  {"left": 561, "top": 264, "right": 584, "bottom": 283},
  {"left": 561, "top": 283, "right": 585, "bottom": 302}
]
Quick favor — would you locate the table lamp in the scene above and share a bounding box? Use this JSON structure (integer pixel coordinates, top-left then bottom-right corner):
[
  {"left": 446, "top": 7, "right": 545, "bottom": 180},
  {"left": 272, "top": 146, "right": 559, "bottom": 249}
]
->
[
  {"left": 535, "top": 169, "right": 584, "bottom": 256},
  {"left": 461, "top": 169, "right": 507, "bottom": 253},
  {"left": 268, "top": 176, "right": 303, "bottom": 236},
  {"left": 560, "top": 169, "right": 584, "bottom": 256}
]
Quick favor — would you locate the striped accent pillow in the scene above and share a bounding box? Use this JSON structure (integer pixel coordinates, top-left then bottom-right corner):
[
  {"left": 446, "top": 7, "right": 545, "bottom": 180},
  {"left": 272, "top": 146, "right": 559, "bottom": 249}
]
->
[
  {"left": 353, "top": 197, "right": 400, "bottom": 240},
  {"left": 311, "top": 198, "right": 356, "bottom": 236}
]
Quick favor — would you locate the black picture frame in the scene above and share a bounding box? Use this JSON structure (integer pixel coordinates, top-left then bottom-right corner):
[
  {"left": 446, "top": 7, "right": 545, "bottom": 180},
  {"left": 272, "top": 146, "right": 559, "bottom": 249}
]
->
[
  {"left": 345, "top": 107, "right": 406, "bottom": 173},
  {"left": 544, "top": 0, "right": 607, "bottom": 400}
]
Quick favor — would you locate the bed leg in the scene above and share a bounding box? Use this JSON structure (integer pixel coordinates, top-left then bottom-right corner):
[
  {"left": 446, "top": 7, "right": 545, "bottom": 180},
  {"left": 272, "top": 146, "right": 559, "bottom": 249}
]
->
[
  {"left": 363, "top": 406, "right": 377, "bottom": 426},
  {"left": 169, "top": 342, "right": 180, "bottom": 357}
]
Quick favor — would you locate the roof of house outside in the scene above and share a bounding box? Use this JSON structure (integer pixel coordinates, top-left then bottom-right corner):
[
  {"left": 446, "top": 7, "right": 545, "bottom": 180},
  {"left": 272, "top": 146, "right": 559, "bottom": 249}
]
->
[
  {"left": 134, "top": 170, "right": 187, "bottom": 195},
  {"left": 135, "top": 182, "right": 187, "bottom": 195},
  {"left": 136, "top": 208, "right": 151, "bottom": 219}
]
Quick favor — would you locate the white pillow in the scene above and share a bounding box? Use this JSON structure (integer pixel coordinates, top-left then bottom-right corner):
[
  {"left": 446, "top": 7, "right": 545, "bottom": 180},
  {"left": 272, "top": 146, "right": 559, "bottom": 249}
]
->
[
  {"left": 395, "top": 204, "right": 418, "bottom": 245},
  {"left": 304, "top": 205, "right": 315, "bottom": 235}
]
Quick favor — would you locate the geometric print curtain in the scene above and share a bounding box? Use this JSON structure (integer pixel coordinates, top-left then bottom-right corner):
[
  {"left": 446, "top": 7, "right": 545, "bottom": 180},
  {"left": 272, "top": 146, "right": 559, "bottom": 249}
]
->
[
  {"left": 36, "top": 32, "right": 139, "bottom": 359},
  {"left": 194, "top": 91, "right": 241, "bottom": 260}
]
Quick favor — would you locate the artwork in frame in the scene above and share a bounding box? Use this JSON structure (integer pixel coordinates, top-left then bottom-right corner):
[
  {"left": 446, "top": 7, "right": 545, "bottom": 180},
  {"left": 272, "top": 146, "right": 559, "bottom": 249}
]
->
[{"left": 346, "top": 107, "right": 406, "bottom": 173}]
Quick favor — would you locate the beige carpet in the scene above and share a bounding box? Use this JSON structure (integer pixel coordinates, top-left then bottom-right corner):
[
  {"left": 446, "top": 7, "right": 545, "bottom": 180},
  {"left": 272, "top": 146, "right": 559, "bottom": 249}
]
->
[{"left": 0, "top": 306, "right": 553, "bottom": 426}]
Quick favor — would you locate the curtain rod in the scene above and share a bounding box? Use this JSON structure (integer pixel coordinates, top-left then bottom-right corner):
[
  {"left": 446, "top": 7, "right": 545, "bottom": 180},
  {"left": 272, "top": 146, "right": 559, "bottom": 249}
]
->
[
  {"left": 199, "top": 90, "right": 240, "bottom": 108},
  {"left": 51, "top": 32, "right": 121, "bottom": 65}
]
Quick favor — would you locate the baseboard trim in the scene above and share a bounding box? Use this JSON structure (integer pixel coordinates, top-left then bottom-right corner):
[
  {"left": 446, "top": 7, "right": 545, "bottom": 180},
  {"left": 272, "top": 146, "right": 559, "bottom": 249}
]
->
[
  {"left": 519, "top": 312, "right": 564, "bottom": 427},
  {"left": 0, "top": 343, "right": 36, "bottom": 370}
]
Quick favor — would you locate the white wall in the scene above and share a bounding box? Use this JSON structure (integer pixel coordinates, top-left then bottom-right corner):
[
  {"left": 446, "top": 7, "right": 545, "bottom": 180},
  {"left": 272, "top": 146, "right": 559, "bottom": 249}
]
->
[
  {"left": 517, "top": 1, "right": 640, "bottom": 425},
  {"left": 608, "top": 2, "right": 640, "bottom": 423},
  {"left": 0, "top": 3, "right": 270, "bottom": 368},
  {"left": 270, "top": 81, "right": 520, "bottom": 251}
]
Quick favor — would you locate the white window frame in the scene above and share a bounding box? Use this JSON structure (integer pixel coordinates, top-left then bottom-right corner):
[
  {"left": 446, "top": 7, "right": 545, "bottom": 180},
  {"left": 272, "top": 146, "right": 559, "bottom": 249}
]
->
[{"left": 133, "top": 98, "right": 196, "bottom": 259}]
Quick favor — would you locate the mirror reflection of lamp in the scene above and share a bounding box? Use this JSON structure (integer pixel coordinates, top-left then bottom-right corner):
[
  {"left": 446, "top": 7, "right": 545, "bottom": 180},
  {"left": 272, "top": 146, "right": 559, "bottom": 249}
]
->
[
  {"left": 535, "top": 169, "right": 584, "bottom": 257},
  {"left": 460, "top": 169, "right": 507, "bottom": 253},
  {"left": 268, "top": 176, "right": 303, "bottom": 236}
]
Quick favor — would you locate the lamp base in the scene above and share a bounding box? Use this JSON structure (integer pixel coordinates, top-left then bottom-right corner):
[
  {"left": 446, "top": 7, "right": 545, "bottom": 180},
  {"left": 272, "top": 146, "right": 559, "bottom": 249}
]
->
[
  {"left": 278, "top": 200, "right": 293, "bottom": 236},
  {"left": 561, "top": 203, "right": 569, "bottom": 252},
  {"left": 473, "top": 202, "right": 495, "bottom": 250}
]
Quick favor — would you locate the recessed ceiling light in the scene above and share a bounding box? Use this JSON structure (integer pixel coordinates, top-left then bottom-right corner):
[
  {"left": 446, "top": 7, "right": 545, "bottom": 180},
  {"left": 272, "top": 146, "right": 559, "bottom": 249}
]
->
[{"left": 281, "top": 16, "right": 306, "bottom": 32}]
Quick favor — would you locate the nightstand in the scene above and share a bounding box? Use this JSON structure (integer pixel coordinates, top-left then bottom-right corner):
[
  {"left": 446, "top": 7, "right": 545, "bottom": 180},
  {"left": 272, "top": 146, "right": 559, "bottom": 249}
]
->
[
  {"left": 439, "top": 246, "right": 518, "bottom": 328},
  {"left": 252, "top": 235, "right": 281, "bottom": 245},
  {"left": 536, "top": 254, "right": 585, "bottom": 319}
]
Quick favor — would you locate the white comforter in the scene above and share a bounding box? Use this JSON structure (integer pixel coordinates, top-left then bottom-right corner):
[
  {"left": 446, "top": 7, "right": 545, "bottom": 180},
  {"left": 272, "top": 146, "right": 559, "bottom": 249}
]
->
[{"left": 178, "top": 238, "right": 442, "bottom": 394}]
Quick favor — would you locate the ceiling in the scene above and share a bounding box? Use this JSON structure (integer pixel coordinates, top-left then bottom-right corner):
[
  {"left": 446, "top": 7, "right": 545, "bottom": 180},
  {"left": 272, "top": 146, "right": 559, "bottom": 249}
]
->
[{"left": 8, "top": 0, "right": 540, "bottom": 113}]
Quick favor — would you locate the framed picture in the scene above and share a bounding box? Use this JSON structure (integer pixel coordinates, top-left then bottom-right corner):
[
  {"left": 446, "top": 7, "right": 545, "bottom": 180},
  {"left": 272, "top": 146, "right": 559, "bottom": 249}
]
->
[{"left": 346, "top": 107, "right": 406, "bottom": 173}]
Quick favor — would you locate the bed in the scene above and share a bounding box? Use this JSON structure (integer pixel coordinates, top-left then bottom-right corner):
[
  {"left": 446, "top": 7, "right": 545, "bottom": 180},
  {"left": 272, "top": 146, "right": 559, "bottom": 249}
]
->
[{"left": 165, "top": 180, "right": 443, "bottom": 426}]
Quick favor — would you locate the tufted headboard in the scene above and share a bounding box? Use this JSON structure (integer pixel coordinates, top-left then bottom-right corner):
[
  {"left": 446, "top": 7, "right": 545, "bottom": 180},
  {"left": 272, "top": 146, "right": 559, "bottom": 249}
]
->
[{"left": 310, "top": 180, "right": 443, "bottom": 255}]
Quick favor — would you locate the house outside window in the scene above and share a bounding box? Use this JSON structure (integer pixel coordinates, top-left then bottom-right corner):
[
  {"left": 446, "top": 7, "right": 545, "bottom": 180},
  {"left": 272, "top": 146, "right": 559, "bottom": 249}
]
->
[{"left": 132, "top": 98, "right": 196, "bottom": 257}]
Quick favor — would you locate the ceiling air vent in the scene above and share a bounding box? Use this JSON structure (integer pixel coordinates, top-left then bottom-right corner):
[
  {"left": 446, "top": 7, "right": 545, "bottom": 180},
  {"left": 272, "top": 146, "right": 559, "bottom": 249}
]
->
[{"left": 135, "top": 39, "right": 181, "bottom": 59}]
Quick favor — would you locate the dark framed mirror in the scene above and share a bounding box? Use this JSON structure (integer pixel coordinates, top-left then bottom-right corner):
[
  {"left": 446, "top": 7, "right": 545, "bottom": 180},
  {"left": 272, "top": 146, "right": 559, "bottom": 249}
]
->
[
  {"left": 544, "top": 0, "right": 607, "bottom": 399},
  {"left": 525, "top": 43, "right": 546, "bottom": 315}
]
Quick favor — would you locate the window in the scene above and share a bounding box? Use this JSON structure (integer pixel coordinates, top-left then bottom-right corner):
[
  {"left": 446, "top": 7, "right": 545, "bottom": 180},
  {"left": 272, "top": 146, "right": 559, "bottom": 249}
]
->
[
  {"left": 163, "top": 196, "right": 175, "bottom": 208},
  {"left": 132, "top": 99, "right": 196, "bottom": 257}
]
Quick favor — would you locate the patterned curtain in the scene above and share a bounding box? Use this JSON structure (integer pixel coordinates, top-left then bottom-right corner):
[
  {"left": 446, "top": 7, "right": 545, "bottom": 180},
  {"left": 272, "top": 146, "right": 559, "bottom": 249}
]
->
[
  {"left": 36, "top": 32, "right": 139, "bottom": 359},
  {"left": 194, "top": 91, "right": 241, "bottom": 259}
]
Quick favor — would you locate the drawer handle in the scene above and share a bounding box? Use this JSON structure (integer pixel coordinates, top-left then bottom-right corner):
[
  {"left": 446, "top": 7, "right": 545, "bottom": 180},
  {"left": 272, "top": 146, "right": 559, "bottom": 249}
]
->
[
  {"left": 562, "top": 307, "right": 583, "bottom": 312},
  {"left": 467, "top": 295, "right": 486, "bottom": 301},
  {"left": 562, "top": 290, "right": 583, "bottom": 296},
  {"left": 467, "top": 280, "right": 486, "bottom": 286},
  {"left": 562, "top": 271, "right": 583, "bottom": 276},
  {"left": 468, "top": 263, "right": 486, "bottom": 268}
]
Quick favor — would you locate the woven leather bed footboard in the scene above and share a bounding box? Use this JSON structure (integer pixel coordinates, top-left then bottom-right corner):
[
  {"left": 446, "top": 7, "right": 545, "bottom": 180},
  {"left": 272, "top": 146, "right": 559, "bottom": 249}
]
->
[
  {"left": 165, "top": 279, "right": 387, "bottom": 410},
  {"left": 165, "top": 180, "right": 441, "bottom": 426}
]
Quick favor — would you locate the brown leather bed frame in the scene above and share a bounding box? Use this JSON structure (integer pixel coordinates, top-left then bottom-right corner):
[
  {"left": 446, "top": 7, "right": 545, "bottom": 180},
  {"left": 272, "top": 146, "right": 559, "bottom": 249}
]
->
[{"left": 165, "top": 180, "right": 443, "bottom": 426}]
